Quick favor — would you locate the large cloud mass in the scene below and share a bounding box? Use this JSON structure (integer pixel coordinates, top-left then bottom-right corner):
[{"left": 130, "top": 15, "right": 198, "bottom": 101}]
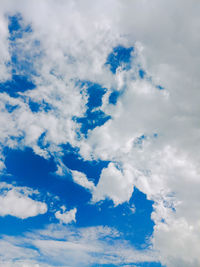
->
[{"left": 0, "top": 0, "right": 199, "bottom": 266}]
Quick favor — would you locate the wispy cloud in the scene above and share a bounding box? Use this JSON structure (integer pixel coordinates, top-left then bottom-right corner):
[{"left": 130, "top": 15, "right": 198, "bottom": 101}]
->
[{"left": 0, "top": 224, "right": 159, "bottom": 266}]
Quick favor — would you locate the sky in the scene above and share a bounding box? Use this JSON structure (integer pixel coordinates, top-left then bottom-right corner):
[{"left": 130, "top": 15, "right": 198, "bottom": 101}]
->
[{"left": 0, "top": 0, "right": 199, "bottom": 266}]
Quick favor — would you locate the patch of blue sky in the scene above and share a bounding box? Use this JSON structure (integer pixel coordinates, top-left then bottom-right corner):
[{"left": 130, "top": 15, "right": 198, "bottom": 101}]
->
[
  {"left": 8, "top": 14, "right": 21, "bottom": 34},
  {"left": 37, "top": 132, "right": 49, "bottom": 149},
  {"left": 0, "top": 15, "right": 38, "bottom": 97},
  {"left": 76, "top": 110, "right": 111, "bottom": 135},
  {"left": 8, "top": 14, "right": 32, "bottom": 41},
  {"left": 76, "top": 80, "right": 107, "bottom": 110},
  {"left": 28, "top": 99, "right": 52, "bottom": 113},
  {"left": 0, "top": 211, "right": 51, "bottom": 236},
  {"left": 62, "top": 143, "right": 109, "bottom": 185},
  {"left": 8, "top": 14, "right": 35, "bottom": 75},
  {"left": 28, "top": 100, "right": 41, "bottom": 113},
  {"left": 3, "top": 147, "right": 92, "bottom": 208},
  {"left": 76, "top": 187, "right": 154, "bottom": 250},
  {"left": 4, "top": 147, "right": 57, "bottom": 187},
  {"left": 105, "top": 45, "right": 134, "bottom": 74},
  {"left": 1, "top": 146, "right": 105, "bottom": 233},
  {"left": 0, "top": 75, "right": 36, "bottom": 97},
  {"left": 75, "top": 81, "right": 111, "bottom": 135},
  {"left": 139, "top": 69, "right": 146, "bottom": 79},
  {"left": 2, "top": 147, "right": 158, "bottom": 266},
  {"left": 84, "top": 81, "right": 107, "bottom": 109},
  {"left": 3, "top": 146, "right": 153, "bottom": 238},
  {"left": 5, "top": 103, "right": 19, "bottom": 113},
  {"left": 109, "top": 90, "right": 122, "bottom": 105}
]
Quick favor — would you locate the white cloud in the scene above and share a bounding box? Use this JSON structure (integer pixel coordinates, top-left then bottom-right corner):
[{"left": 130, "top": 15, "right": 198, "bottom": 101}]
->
[
  {"left": 0, "top": 224, "right": 159, "bottom": 266},
  {"left": 92, "top": 162, "right": 134, "bottom": 205},
  {"left": 71, "top": 170, "right": 95, "bottom": 191},
  {"left": 0, "top": 262, "right": 48, "bottom": 267},
  {"left": 0, "top": 183, "right": 47, "bottom": 219},
  {"left": 55, "top": 207, "right": 77, "bottom": 224},
  {"left": 0, "top": 12, "right": 10, "bottom": 82}
]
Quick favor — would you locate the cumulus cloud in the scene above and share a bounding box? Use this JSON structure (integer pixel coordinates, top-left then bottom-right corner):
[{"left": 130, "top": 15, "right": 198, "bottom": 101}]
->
[
  {"left": 0, "top": 183, "right": 47, "bottom": 219},
  {"left": 55, "top": 207, "right": 77, "bottom": 224},
  {"left": 71, "top": 170, "right": 95, "bottom": 191},
  {"left": 92, "top": 162, "right": 134, "bottom": 205}
]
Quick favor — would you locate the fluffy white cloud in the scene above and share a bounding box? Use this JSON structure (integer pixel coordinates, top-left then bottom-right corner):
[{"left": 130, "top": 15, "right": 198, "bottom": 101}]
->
[
  {"left": 71, "top": 170, "right": 95, "bottom": 191},
  {"left": 92, "top": 162, "right": 134, "bottom": 205},
  {"left": 55, "top": 207, "right": 77, "bottom": 224},
  {"left": 0, "top": 183, "right": 47, "bottom": 219}
]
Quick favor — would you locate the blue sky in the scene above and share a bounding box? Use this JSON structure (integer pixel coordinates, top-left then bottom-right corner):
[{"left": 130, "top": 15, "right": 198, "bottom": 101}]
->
[
  {"left": 0, "top": 1, "right": 199, "bottom": 267},
  {"left": 0, "top": 12, "right": 164, "bottom": 267}
]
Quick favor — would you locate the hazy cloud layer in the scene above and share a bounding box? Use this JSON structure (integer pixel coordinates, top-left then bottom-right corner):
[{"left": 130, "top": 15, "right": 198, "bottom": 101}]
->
[{"left": 0, "top": 224, "right": 158, "bottom": 266}]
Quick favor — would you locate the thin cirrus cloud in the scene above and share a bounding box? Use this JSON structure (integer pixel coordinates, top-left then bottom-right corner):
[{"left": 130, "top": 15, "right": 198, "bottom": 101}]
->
[
  {"left": 0, "top": 0, "right": 199, "bottom": 267},
  {"left": 0, "top": 224, "right": 159, "bottom": 267}
]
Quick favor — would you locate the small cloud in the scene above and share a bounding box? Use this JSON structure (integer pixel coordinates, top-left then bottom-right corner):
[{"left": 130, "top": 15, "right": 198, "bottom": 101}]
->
[
  {"left": 130, "top": 204, "right": 136, "bottom": 214},
  {"left": 55, "top": 207, "right": 77, "bottom": 224},
  {"left": 71, "top": 170, "right": 95, "bottom": 191}
]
